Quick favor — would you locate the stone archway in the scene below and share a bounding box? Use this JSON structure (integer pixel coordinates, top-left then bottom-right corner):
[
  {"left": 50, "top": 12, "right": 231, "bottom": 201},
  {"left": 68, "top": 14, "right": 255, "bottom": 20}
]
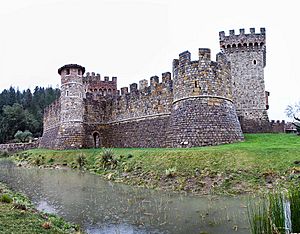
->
[{"left": 92, "top": 131, "right": 101, "bottom": 148}]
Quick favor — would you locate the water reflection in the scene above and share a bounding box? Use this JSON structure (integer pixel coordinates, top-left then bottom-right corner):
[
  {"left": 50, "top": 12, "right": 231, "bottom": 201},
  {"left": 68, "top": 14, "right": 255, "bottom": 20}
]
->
[{"left": 0, "top": 159, "right": 250, "bottom": 233}]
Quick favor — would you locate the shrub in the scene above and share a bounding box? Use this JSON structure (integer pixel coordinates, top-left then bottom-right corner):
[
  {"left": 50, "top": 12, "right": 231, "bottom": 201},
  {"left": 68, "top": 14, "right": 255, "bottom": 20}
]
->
[
  {"left": 76, "top": 153, "right": 86, "bottom": 168},
  {"left": 100, "top": 148, "right": 117, "bottom": 169},
  {"left": 165, "top": 167, "right": 177, "bottom": 177},
  {"left": 48, "top": 158, "right": 55, "bottom": 164},
  {"left": 0, "top": 150, "right": 9, "bottom": 158},
  {"left": 0, "top": 194, "right": 13, "bottom": 203},
  {"left": 33, "top": 156, "right": 44, "bottom": 166}
]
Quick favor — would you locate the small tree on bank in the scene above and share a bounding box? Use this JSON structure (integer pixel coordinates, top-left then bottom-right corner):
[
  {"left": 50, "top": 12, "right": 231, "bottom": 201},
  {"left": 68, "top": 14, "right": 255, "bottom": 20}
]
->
[
  {"left": 286, "top": 102, "right": 300, "bottom": 135},
  {"left": 14, "top": 130, "right": 33, "bottom": 143}
]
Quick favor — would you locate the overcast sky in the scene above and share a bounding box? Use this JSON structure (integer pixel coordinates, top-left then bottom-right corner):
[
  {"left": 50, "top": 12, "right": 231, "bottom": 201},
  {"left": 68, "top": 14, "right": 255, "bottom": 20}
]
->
[{"left": 0, "top": 0, "right": 299, "bottom": 121}]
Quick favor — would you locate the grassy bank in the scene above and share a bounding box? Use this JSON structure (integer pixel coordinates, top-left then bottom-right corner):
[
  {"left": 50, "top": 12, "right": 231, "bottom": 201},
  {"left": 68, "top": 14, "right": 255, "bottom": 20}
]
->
[
  {"left": 0, "top": 182, "right": 81, "bottom": 233},
  {"left": 13, "top": 133, "right": 300, "bottom": 195}
]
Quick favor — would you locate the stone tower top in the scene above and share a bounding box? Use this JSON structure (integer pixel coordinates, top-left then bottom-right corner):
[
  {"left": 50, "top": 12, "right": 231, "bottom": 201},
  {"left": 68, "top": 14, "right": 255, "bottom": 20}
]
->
[
  {"left": 219, "top": 27, "right": 266, "bottom": 67},
  {"left": 58, "top": 64, "right": 85, "bottom": 75}
]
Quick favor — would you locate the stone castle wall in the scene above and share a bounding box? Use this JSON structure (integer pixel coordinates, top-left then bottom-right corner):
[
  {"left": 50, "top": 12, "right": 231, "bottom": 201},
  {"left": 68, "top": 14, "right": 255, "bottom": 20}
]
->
[
  {"left": 39, "top": 99, "right": 61, "bottom": 148},
  {"left": 0, "top": 141, "right": 39, "bottom": 153},
  {"left": 82, "top": 73, "right": 173, "bottom": 148},
  {"left": 40, "top": 27, "right": 274, "bottom": 150}
]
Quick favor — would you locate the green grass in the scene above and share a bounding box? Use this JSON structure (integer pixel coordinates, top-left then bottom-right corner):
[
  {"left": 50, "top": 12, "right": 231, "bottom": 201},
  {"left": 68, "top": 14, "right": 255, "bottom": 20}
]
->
[
  {"left": 13, "top": 133, "right": 300, "bottom": 195},
  {"left": 0, "top": 182, "right": 81, "bottom": 234}
]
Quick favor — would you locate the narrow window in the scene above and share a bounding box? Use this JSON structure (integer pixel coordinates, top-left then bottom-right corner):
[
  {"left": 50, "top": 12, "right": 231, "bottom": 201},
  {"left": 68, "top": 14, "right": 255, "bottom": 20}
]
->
[
  {"left": 253, "top": 60, "right": 257, "bottom": 65},
  {"left": 78, "top": 69, "right": 81, "bottom": 75},
  {"left": 66, "top": 68, "right": 70, "bottom": 75},
  {"left": 195, "top": 80, "right": 199, "bottom": 88},
  {"left": 66, "top": 90, "right": 69, "bottom": 96}
]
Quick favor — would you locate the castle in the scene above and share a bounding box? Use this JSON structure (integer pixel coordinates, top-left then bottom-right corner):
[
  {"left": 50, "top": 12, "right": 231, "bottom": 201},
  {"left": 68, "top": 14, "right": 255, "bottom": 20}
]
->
[{"left": 40, "top": 27, "right": 271, "bottom": 149}]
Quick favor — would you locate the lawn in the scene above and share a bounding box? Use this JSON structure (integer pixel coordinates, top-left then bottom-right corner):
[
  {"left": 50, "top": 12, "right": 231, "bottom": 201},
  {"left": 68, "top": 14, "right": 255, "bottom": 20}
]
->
[{"left": 13, "top": 133, "right": 300, "bottom": 195}]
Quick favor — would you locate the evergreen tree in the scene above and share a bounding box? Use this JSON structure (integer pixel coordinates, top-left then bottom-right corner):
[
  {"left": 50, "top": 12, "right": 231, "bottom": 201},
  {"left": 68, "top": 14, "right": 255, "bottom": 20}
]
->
[{"left": 0, "top": 86, "right": 60, "bottom": 143}]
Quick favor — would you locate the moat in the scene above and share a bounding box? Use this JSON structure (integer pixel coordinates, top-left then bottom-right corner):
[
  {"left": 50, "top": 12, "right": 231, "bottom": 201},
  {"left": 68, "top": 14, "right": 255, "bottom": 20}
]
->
[{"left": 0, "top": 159, "right": 251, "bottom": 233}]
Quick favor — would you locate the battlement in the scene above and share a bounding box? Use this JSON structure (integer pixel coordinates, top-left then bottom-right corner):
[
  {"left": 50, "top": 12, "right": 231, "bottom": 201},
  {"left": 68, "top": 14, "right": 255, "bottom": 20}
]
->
[
  {"left": 173, "top": 48, "right": 230, "bottom": 72},
  {"left": 119, "top": 73, "right": 173, "bottom": 97},
  {"left": 219, "top": 28, "right": 266, "bottom": 53},
  {"left": 83, "top": 72, "right": 118, "bottom": 97},
  {"left": 83, "top": 72, "right": 117, "bottom": 83},
  {"left": 173, "top": 48, "right": 232, "bottom": 102}
]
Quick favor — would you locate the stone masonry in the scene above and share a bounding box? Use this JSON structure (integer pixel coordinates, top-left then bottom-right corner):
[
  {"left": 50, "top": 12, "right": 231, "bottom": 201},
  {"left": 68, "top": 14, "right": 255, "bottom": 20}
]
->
[
  {"left": 40, "top": 28, "right": 271, "bottom": 150},
  {"left": 219, "top": 28, "right": 270, "bottom": 132}
]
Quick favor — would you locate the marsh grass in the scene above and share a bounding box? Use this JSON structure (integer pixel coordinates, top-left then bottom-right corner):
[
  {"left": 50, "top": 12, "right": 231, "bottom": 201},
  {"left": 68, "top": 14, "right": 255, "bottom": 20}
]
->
[
  {"left": 248, "top": 185, "right": 300, "bottom": 234},
  {"left": 289, "top": 185, "right": 300, "bottom": 232}
]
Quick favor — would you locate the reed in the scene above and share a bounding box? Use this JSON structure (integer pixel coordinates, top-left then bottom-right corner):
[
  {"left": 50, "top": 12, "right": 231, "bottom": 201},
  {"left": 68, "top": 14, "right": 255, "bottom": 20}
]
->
[
  {"left": 288, "top": 185, "right": 300, "bottom": 232},
  {"left": 248, "top": 186, "right": 300, "bottom": 234}
]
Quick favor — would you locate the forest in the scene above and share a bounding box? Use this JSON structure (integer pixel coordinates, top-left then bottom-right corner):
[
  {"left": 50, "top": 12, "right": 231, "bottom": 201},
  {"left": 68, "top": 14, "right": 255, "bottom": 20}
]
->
[{"left": 0, "top": 86, "right": 60, "bottom": 144}]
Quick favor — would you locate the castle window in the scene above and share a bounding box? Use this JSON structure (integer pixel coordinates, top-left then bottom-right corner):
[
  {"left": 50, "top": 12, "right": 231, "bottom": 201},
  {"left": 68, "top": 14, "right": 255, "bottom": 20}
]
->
[
  {"left": 66, "top": 90, "right": 69, "bottom": 96},
  {"left": 195, "top": 80, "right": 199, "bottom": 88},
  {"left": 260, "top": 42, "right": 264, "bottom": 47},
  {"left": 238, "top": 43, "right": 242, "bottom": 48},
  {"left": 254, "top": 42, "right": 258, "bottom": 47},
  {"left": 232, "top": 44, "right": 236, "bottom": 48},
  {"left": 78, "top": 69, "right": 81, "bottom": 75},
  {"left": 226, "top": 44, "right": 231, "bottom": 48},
  {"left": 66, "top": 69, "right": 70, "bottom": 75},
  {"left": 243, "top": 43, "right": 247, "bottom": 47},
  {"left": 108, "top": 89, "right": 112, "bottom": 95},
  {"left": 253, "top": 60, "right": 257, "bottom": 65}
]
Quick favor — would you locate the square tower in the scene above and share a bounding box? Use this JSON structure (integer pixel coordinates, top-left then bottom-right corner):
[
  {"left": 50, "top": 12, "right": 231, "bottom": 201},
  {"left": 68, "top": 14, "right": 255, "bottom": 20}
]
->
[{"left": 219, "top": 28, "right": 270, "bottom": 133}]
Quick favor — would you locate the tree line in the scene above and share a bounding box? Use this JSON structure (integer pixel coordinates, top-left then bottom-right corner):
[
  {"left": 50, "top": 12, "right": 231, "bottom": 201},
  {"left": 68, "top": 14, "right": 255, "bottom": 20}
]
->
[{"left": 0, "top": 86, "right": 60, "bottom": 143}]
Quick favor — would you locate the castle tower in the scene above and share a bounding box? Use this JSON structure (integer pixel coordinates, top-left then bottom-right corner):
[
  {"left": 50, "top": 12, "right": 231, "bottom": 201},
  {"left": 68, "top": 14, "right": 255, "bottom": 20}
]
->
[
  {"left": 167, "top": 49, "right": 243, "bottom": 147},
  {"left": 219, "top": 28, "right": 270, "bottom": 132},
  {"left": 56, "top": 64, "right": 86, "bottom": 149}
]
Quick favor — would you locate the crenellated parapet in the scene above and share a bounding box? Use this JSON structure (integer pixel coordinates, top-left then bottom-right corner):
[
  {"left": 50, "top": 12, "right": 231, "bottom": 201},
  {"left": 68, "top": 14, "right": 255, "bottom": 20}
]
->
[
  {"left": 219, "top": 28, "right": 266, "bottom": 67},
  {"left": 109, "top": 73, "right": 173, "bottom": 122},
  {"left": 119, "top": 72, "right": 173, "bottom": 98},
  {"left": 173, "top": 48, "right": 232, "bottom": 102},
  {"left": 83, "top": 72, "right": 118, "bottom": 96}
]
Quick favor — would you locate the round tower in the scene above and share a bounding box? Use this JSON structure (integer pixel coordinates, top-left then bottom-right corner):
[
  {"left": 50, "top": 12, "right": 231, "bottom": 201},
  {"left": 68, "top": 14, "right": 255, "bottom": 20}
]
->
[
  {"left": 219, "top": 28, "right": 270, "bottom": 133},
  {"left": 168, "top": 49, "right": 243, "bottom": 147},
  {"left": 56, "top": 64, "right": 85, "bottom": 149}
]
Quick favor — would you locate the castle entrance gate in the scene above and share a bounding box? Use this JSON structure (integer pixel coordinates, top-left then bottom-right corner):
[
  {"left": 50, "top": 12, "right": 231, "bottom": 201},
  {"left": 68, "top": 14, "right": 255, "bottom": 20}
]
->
[{"left": 93, "top": 132, "right": 101, "bottom": 148}]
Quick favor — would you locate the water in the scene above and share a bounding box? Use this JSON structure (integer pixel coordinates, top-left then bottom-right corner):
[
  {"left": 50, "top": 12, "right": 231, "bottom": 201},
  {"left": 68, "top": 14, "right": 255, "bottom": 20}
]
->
[{"left": 0, "top": 159, "right": 250, "bottom": 233}]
